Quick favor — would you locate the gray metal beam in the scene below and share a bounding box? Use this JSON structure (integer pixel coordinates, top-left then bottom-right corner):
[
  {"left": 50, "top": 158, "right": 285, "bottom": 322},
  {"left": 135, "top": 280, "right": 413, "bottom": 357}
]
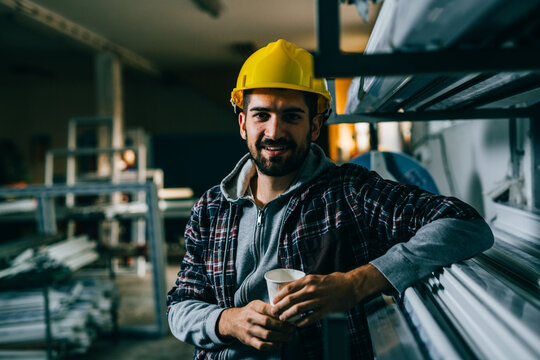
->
[
  {"left": 36, "top": 196, "right": 56, "bottom": 234},
  {"left": 315, "top": 0, "right": 340, "bottom": 56},
  {"left": 532, "top": 119, "right": 540, "bottom": 210},
  {"left": 48, "top": 146, "right": 141, "bottom": 156},
  {"left": 95, "top": 53, "right": 124, "bottom": 181},
  {"left": 315, "top": 49, "right": 540, "bottom": 78},
  {"left": 0, "top": 183, "right": 151, "bottom": 197},
  {"left": 146, "top": 183, "right": 168, "bottom": 336},
  {"left": 67, "top": 117, "right": 114, "bottom": 125},
  {"left": 326, "top": 108, "right": 540, "bottom": 124}
]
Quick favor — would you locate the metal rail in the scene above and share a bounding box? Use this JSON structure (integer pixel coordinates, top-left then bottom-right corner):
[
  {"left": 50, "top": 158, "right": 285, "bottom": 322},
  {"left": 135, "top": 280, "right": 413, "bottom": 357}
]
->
[
  {"left": 45, "top": 146, "right": 147, "bottom": 186},
  {"left": 326, "top": 107, "right": 540, "bottom": 124}
]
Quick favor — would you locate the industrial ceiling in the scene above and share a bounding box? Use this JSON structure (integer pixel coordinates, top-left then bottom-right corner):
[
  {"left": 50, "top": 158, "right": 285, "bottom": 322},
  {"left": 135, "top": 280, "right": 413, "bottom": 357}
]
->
[{"left": 1, "top": 0, "right": 380, "bottom": 74}]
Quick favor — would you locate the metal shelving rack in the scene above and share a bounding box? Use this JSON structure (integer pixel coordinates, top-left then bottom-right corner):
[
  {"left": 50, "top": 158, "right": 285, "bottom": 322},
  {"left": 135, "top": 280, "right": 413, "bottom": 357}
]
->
[
  {"left": 316, "top": 0, "right": 540, "bottom": 207},
  {"left": 314, "top": 1, "right": 540, "bottom": 358},
  {"left": 315, "top": 0, "right": 540, "bottom": 122},
  {"left": 0, "top": 182, "right": 168, "bottom": 339},
  {"left": 314, "top": 0, "right": 539, "bottom": 209},
  {"left": 47, "top": 116, "right": 150, "bottom": 277}
]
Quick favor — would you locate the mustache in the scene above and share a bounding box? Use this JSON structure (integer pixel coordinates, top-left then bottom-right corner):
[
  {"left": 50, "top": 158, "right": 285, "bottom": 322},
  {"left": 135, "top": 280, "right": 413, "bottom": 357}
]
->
[{"left": 256, "top": 138, "right": 295, "bottom": 149}]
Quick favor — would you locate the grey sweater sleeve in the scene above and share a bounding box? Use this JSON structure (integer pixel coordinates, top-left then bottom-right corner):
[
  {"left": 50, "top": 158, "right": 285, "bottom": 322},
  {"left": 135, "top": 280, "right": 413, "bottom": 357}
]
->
[
  {"left": 168, "top": 300, "right": 231, "bottom": 350},
  {"left": 370, "top": 218, "right": 494, "bottom": 294}
]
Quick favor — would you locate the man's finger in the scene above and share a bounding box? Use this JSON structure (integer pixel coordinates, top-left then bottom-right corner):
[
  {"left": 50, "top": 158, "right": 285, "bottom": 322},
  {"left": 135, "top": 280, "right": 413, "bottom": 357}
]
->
[
  {"left": 278, "top": 300, "right": 319, "bottom": 322},
  {"left": 249, "top": 337, "right": 282, "bottom": 352},
  {"left": 253, "top": 308, "right": 295, "bottom": 332},
  {"left": 272, "top": 277, "right": 308, "bottom": 304},
  {"left": 252, "top": 299, "right": 275, "bottom": 315},
  {"left": 272, "top": 286, "right": 313, "bottom": 316},
  {"left": 248, "top": 324, "right": 293, "bottom": 342},
  {"left": 256, "top": 315, "right": 295, "bottom": 334}
]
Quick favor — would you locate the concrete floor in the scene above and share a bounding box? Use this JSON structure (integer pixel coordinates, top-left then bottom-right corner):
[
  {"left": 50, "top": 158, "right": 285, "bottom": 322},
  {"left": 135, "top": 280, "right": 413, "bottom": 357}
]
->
[
  {"left": 79, "top": 334, "right": 193, "bottom": 360},
  {"left": 79, "top": 264, "right": 195, "bottom": 360}
]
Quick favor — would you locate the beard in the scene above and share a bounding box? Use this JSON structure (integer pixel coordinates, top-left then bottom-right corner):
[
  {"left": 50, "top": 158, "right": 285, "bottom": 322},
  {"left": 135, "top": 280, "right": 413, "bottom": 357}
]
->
[{"left": 246, "top": 132, "right": 311, "bottom": 177}]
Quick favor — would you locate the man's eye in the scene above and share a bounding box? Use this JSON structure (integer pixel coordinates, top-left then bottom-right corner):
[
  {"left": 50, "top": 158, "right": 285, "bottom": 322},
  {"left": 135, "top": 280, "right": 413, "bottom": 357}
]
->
[
  {"left": 284, "top": 113, "right": 301, "bottom": 122},
  {"left": 254, "top": 112, "right": 269, "bottom": 120}
]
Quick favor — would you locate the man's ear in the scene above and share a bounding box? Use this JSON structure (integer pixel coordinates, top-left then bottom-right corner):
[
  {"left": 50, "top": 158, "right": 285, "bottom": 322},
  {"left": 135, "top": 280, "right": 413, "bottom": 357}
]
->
[
  {"left": 311, "top": 114, "right": 324, "bottom": 141},
  {"left": 238, "top": 112, "right": 247, "bottom": 140}
]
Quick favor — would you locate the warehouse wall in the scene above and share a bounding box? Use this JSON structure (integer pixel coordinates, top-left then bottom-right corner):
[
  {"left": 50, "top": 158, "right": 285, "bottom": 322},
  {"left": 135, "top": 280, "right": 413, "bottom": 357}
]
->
[
  {"left": 412, "top": 120, "right": 529, "bottom": 221},
  {"left": 124, "top": 68, "right": 238, "bottom": 135},
  {"left": 0, "top": 57, "right": 95, "bottom": 184},
  {"left": 0, "top": 59, "right": 239, "bottom": 186}
]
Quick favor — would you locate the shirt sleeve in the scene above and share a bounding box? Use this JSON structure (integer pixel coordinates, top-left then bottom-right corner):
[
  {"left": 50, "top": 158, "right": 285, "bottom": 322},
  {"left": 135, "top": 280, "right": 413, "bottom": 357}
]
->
[
  {"left": 347, "top": 169, "right": 494, "bottom": 293},
  {"left": 370, "top": 217, "right": 494, "bottom": 294},
  {"left": 166, "top": 198, "right": 232, "bottom": 350},
  {"left": 168, "top": 300, "right": 229, "bottom": 349}
]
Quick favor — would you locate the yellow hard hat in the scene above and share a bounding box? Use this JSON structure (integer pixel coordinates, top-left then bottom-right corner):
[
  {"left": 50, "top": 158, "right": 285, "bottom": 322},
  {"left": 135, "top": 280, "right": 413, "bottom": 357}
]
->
[{"left": 231, "top": 39, "right": 332, "bottom": 114}]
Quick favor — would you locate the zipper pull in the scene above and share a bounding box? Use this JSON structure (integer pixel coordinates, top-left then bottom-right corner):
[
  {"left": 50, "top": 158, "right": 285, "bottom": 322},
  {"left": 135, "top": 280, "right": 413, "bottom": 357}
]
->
[{"left": 257, "top": 210, "right": 263, "bottom": 227}]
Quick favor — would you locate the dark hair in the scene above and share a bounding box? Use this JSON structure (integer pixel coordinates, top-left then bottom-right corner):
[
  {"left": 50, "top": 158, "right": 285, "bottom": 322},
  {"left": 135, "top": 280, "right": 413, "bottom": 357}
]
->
[{"left": 242, "top": 89, "right": 319, "bottom": 120}]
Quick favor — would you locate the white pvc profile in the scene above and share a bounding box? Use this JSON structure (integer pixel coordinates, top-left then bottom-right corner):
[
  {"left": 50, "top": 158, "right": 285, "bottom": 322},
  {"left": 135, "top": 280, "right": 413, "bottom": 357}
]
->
[
  {"left": 434, "top": 265, "right": 540, "bottom": 360},
  {"left": 403, "top": 287, "right": 462, "bottom": 360},
  {"left": 64, "top": 252, "right": 99, "bottom": 271},
  {"left": 365, "top": 295, "right": 425, "bottom": 359},
  {"left": 0, "top": 261, "right": 34, "bottom": 280},
  {"left": 433, "top": 273, "right": 507, "bottom": 359},
  {"left": 427, "top": 72, "right": 533, "bottom": 110},
  {"left": 492, "top": 202, "right": 540, "bottom": 242},
  {"left": 0, "top": 199, "right": 37, "bottom": 215},
  {"left": 42, "top": 235, "right": 92, "bottom": 260},
  {"left": 0, "top": 236, "right": 98, "bottom": 280},
  {"left": 0, "top": 280, "right": 115, "bottom": 352},
  {"left": 405, "top": 73, "right": 480, "bottom": 111},
  {"left": 449, "top": 265, "right": 540, "bottom": 354}
]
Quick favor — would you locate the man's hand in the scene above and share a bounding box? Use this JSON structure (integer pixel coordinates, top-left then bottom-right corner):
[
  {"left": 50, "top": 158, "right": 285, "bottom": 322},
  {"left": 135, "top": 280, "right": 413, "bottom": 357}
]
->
[
  {"left": 270, "top": 264, "right": 392, "bottom": 327},
  {"left": 217, "top": 300, "right": 295, "bottom": 351}
]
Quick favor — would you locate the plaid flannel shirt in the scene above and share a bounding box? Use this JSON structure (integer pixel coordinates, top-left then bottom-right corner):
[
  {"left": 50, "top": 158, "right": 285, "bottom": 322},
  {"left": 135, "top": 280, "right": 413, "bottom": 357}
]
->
[{"left": 167, "top": 163, "right": 481, "bottom": 359}]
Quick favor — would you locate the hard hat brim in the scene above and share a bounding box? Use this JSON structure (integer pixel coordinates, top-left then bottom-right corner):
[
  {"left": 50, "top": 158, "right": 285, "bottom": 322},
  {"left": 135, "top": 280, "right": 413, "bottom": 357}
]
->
[{"left": 231, "top": 83, "right": 331, "bottom": 113}]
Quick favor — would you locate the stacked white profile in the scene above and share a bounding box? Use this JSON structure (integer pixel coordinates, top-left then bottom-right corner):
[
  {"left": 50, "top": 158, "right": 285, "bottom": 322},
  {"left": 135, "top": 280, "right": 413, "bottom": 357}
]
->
[{"left": 0, "top": 235, "right": 117, "bottom": 357}]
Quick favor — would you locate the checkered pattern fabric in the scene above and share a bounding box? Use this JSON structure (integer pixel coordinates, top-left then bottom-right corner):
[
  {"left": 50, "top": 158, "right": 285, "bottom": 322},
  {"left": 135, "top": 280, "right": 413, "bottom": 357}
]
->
[{"left": 167, "top": 163, "right": 480, "bottom": 359}]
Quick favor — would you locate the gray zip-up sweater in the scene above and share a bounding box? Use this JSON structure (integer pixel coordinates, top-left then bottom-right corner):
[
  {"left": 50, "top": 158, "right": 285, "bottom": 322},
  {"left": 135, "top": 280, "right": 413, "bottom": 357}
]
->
[{"left": 167, "top": 144, "right": 493, "bottom": 359}]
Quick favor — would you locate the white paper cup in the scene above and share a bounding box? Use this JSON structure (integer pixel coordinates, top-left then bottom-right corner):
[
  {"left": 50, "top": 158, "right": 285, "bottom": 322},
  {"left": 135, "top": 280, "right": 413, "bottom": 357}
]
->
[{"left": 264, "top": 268, "right": 305, "bottom": 323}]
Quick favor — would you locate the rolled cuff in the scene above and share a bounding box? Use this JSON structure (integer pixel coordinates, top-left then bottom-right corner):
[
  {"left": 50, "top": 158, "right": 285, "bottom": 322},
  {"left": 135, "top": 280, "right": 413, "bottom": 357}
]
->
[
  {"left": 370, "top": 246, "right": 417, "bottom": 295},
  {"left": 204, "top": 307, "right": 232, "bottom": 347}
]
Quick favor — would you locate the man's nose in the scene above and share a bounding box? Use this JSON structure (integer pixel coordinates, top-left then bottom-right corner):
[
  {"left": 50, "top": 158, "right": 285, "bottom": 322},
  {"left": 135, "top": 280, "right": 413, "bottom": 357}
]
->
[{"left": 265, "top": 116, "right": 283, "bottom": 139}]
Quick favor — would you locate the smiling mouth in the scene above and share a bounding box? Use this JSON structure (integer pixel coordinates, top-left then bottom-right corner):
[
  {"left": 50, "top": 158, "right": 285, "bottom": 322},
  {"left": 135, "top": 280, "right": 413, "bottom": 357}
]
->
[
  {"left": 262, "top": 146, "right": 289, "bottom": 157},
  {"left": 263, "top": 145, "right": 287, "bottom": 151},
  {"left": 257, "top": 138, "right": 294, "bottom": 156}
]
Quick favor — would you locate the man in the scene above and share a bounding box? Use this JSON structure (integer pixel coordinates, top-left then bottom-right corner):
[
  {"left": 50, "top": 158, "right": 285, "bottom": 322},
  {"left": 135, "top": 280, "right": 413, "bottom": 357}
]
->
[{"left": 167, "top": 39, "right": 493, "bottom": 359}]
